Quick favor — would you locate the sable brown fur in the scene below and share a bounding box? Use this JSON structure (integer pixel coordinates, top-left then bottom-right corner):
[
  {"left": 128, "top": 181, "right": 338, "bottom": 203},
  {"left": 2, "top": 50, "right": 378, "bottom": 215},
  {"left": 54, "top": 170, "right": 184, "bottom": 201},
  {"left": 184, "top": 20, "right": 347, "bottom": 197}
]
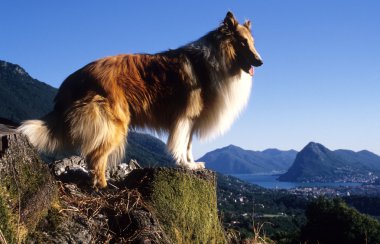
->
[{"left": 18, "top": 12, "right": 263, "bottom": 188}]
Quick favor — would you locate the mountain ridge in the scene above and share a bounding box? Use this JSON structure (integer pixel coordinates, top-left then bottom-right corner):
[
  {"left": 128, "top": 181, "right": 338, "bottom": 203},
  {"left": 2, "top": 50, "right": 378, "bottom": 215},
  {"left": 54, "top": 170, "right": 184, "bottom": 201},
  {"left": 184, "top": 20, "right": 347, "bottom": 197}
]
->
[
  {"left": 279, "top": 142, "right": 380, "bottom": 182},
  {"left": 0, "top": 60, "right": 57, "bottom": 123},
  {"left": 198, "top": 144, "right": 297, "bottom": 174}
]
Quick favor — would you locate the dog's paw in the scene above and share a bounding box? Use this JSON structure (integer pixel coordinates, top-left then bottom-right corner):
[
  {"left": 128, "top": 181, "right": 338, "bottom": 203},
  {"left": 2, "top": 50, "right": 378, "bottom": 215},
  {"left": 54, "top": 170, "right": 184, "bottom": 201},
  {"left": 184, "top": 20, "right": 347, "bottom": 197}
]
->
[
  {"left": 195, "top": 161, "right": 205, "bottom": 169},
  {"left": 184, "top": 161, "right": 205, "bottom": 170},
  {"left": 91, "top": 171, "right": 108, "bottom": 189}
]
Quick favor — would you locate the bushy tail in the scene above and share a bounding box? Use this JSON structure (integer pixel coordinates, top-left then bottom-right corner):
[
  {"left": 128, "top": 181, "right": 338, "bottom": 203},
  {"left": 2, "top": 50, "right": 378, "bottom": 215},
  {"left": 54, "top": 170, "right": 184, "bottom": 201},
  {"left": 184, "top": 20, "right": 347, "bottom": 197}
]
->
[{"left": 17, "top": 112, "right": 65, "bottom": 154}]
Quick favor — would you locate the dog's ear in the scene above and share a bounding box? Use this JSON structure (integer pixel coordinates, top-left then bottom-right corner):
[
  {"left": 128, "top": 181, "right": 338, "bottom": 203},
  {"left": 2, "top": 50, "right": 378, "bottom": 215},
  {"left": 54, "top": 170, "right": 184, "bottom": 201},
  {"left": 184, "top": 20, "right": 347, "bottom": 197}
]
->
[
  {"left": 243, "top": 20, "right": 251, "bottom": 30},
  {"left": 223, "top": 11, "right": 238, "bottom": 30}
]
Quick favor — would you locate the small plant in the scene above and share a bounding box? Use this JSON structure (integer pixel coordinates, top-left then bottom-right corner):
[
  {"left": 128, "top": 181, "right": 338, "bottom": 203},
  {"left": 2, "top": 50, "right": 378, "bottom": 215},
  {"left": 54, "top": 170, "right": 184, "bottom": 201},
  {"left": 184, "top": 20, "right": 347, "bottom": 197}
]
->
[{"left": 243, "top": 222, "right": 275, "bottom": 244}]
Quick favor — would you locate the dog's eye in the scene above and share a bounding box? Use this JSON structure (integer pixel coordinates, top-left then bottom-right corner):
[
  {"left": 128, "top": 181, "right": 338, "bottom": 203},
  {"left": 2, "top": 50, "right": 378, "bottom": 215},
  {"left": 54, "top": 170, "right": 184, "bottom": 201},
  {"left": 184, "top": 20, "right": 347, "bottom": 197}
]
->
[{"left": 240, "top": 39, "right": 248, "bottom": 47}]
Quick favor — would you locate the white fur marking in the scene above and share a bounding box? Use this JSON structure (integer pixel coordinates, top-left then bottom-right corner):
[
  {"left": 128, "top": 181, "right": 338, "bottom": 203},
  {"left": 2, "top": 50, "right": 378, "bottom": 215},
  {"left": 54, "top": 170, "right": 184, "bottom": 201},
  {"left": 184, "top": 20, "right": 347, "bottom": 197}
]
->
[
  {"left": 167, "top": 118, "right": 205, "bottom": 169},
  {"left": 197, "top": 71, "right": 252, "bottom": 140},
  {"left": 17, "top": 120, "right": 61, "bottom": 153},
  {"left": 167, "top": 118, "right": 192, "bottom": 165}
]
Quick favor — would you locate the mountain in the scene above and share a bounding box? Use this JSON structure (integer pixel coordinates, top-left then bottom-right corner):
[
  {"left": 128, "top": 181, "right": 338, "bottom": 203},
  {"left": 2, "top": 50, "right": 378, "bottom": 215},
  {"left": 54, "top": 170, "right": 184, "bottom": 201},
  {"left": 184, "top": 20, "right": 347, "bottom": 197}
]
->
[
  {"left": 279, "top": 142, "right": 380, "bottom": 182},
  {"left": 198, "top": 144, "right": 297, "bottom": 174},
  {"left": 0, "top": 60, "right": 57, "bottom": 123}
]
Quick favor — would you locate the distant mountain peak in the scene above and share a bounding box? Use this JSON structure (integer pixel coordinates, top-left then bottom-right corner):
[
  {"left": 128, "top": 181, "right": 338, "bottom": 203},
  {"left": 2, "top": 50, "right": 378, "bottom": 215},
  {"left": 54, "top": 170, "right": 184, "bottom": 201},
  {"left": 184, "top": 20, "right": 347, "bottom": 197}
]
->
[
  {"left": 305, "top": 141, "right": 323, "bottom": 148},
  {"left": 0, "top": 60, "right": 57, "bottom": 122},
  {"left": 357, "top": 149, "right": 379, "bottom": 157},
  {"left": 279, "top": 142, "right": 380, "bottom": 182},
  {"left": 0, "top": 60, "right": 30, "bottom": 79},
  {"left": 225, "top": 144, "right": 242, "bottom": 150},
  {"left": 303, "top": 142, "right": 330, "bottom": 155}
]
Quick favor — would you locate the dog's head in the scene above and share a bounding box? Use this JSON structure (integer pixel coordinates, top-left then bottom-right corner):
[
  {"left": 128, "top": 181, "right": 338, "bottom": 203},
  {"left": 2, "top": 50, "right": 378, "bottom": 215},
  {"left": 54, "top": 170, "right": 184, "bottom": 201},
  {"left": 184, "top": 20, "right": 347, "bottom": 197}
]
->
[{"left": 221, "top": 11, "right": 263, "bottom": 75}]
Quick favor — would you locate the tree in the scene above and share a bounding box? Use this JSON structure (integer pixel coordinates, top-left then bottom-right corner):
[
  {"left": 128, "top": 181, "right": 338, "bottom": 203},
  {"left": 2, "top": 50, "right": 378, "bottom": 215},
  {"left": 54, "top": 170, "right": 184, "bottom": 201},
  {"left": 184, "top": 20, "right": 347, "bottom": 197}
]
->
[{"left": 300, "top": 197, "right": 380, "bottom": 244}]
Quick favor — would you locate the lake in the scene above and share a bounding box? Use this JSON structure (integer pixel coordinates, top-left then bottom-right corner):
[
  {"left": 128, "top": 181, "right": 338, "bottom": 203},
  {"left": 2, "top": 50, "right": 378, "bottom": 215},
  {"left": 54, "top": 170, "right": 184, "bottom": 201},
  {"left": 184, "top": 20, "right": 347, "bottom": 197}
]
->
[{"left": 231, "top": 174, "right": 363, "bottom": 189}]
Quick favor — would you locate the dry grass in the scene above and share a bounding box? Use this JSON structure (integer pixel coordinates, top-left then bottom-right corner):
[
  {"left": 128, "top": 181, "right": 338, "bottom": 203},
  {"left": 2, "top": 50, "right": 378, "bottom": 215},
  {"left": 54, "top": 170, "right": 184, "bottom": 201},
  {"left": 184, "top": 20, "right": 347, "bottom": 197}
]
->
[
  {"left": 243, "top": 222, "right": 275, "bottom": 244},
  {"left": 57, "top": 181, "right": 154, "bottom": 243},
  {"left": 0, "top": 229, "right": 7, "bottom": 244},
  {"left": 59, "top": 183, "right": 142, "bottom": 219}
]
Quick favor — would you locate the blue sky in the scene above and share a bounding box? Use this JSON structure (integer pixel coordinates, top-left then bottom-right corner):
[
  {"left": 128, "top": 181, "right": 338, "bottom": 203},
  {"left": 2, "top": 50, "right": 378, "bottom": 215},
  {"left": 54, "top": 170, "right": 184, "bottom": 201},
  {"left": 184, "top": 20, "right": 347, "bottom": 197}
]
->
[{"left": 1, "top": 1, "right": 379, "bottom": 157}]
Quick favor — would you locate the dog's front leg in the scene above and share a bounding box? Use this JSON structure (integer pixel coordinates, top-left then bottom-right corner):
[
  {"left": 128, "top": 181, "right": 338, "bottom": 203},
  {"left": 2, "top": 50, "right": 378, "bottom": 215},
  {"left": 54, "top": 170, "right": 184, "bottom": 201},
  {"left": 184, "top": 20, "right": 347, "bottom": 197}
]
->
[
  {"left": 186, "top": 129, "right": 205, "bottom": 169},
  {"left": 167, "top": 118, "right": 204, "bottom": 170}
]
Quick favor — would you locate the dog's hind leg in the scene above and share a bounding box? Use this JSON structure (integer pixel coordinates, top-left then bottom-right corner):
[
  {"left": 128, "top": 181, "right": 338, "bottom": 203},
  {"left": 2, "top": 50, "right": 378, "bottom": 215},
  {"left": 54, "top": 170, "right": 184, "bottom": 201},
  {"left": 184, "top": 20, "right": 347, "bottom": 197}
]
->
[
  {"left": 167, "top": 118, "right": 204, "bottom": 170},
  {"left": 87, "top": 126, "right": 127, "bottom": 188},
  {"left": 86, "top": 145, "right": 112, "bottom": 188},
  {"left": 67, "top": 95, "right": 129, "bottom": 188},
  {"left": 84, "top": 123, "right": 127, "bottom": 188}
]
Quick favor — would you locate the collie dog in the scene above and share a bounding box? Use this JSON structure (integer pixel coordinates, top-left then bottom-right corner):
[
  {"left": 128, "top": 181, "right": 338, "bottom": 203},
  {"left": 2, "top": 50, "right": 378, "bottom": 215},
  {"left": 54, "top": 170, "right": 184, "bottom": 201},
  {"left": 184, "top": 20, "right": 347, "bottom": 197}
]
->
[{"left": 18, "top": 12, "right": 263, "bottom": 188}]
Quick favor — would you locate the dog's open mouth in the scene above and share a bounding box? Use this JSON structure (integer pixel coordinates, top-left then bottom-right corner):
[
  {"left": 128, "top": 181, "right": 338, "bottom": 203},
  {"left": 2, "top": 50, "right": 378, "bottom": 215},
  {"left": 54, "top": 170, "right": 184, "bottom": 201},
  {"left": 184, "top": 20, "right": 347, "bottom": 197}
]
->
[
  {"left": 249, "top": 66, "right": 254, "bottom": 76},
  {"left": 240, "top": 56, "right": 259, "bottom": 77},
  {"left": 242, "top": 64, "right": 254, "bottom": 77}
]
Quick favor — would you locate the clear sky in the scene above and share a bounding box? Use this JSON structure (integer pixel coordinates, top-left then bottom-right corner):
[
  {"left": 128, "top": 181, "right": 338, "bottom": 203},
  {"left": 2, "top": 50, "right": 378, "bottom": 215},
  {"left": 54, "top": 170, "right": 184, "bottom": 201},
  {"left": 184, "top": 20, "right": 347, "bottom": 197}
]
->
[{"left": 1, "top": 1, "right": 379, "bottom": 157}]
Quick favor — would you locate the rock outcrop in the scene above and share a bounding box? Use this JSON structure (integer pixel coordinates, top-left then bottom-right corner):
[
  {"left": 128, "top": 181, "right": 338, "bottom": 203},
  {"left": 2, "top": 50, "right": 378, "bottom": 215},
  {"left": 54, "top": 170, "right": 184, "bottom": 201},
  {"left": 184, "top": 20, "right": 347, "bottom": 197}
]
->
[
  {"left": 0, "top": 123, "right": 227, "bottom": 243},
  {"left": 0, "top": 124, "right": 57, "bottom": 243},
  {"left": 124, "top": 168, "right": 226, "bottom": 243}
]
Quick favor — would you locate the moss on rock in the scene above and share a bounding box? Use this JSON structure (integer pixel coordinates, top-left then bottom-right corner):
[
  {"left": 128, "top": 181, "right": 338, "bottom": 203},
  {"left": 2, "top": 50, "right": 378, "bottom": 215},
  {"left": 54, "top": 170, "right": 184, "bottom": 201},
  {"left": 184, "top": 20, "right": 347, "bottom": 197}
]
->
[
  {"left": 0, "top": 131, "right": 57, "bottom": 243},
  {"left": 0, "top": 192, "right": 19, "bottom": 244},
  {"left": 125, "top": 168, "right": 227, "bottom": 243}
]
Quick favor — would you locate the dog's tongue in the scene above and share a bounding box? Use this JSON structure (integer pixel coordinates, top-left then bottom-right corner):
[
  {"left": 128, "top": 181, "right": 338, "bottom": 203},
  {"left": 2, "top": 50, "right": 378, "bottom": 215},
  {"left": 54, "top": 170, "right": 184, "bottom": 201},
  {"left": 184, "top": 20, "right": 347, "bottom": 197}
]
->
[{"left": 249, "top": 66, "right": 254, "bottom": 77}]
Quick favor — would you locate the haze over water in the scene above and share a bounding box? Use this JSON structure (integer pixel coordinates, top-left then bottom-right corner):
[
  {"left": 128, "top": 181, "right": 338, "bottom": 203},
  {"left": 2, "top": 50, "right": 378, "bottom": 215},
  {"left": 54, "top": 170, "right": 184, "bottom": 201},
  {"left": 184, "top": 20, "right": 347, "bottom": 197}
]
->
[{"left": 232, "top": 174, "right": 362, "bottom": 189}]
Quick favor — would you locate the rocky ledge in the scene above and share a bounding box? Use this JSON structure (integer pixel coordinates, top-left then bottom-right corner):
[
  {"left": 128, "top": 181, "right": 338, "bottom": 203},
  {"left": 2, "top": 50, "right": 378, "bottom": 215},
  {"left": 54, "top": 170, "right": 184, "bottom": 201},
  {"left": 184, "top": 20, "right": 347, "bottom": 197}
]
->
[{"left": 0, "top": 124, "right": 227, "bottom": 243}]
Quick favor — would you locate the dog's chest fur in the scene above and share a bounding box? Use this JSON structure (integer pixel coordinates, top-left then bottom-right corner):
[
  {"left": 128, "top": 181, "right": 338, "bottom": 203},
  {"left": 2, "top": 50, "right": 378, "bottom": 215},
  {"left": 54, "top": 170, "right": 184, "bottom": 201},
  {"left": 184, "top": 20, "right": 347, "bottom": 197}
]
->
[{"left": 196, "top": 70, "right": 252, "bottom": 139}]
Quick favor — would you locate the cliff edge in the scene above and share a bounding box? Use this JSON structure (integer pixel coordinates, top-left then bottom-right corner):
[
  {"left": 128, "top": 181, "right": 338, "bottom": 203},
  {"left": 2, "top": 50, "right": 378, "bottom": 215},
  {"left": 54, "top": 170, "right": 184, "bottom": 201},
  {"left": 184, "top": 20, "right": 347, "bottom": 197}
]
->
[{"left": 0, "top": 123, "right": 227, "bottom": 243}]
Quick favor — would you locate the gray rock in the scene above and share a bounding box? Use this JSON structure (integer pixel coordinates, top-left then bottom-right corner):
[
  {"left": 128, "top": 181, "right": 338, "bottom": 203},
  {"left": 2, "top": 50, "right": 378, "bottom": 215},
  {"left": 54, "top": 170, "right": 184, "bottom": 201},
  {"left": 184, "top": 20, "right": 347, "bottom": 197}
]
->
[
  {"left": 52, "top": 156, "right": 88, "bottom": 176},
  {"left": 109, "top": 159, "right": 142, "bottom": 182},
  {"left": 51, "top": 155, "right": 142, "bottom": 187}
]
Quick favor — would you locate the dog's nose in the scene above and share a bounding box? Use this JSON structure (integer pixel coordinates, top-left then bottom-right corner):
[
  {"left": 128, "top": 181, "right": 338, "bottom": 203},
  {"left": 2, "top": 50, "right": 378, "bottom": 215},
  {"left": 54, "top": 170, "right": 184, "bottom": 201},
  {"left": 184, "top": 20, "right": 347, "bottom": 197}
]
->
[{"left": 253, "top": 59, "right": 263, "bottom": 67}]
